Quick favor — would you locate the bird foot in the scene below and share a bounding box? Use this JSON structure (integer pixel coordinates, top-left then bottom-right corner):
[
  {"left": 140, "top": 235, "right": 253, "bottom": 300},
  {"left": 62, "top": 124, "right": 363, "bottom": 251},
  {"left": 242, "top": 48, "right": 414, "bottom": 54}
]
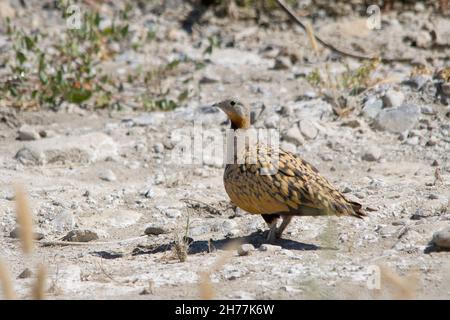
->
[{"left": 266, "top": 224, "right": 278, "bottom": 244}]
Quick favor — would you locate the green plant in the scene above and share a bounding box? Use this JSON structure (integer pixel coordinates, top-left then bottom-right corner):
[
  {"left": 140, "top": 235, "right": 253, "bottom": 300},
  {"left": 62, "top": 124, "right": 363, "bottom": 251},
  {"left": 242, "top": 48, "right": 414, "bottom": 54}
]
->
[
  {"left": 203, "top": 35, "right": 220, "bottom": 55},
  {"left": 1, "top": 2, "right": 131, "bottom": 109}
]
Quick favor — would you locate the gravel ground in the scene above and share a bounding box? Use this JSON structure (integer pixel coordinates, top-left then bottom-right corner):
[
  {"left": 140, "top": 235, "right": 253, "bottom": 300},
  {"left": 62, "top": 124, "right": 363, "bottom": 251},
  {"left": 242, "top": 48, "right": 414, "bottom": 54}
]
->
[{"left": 0, "top": 0, "right": 449, "bottom": 299}]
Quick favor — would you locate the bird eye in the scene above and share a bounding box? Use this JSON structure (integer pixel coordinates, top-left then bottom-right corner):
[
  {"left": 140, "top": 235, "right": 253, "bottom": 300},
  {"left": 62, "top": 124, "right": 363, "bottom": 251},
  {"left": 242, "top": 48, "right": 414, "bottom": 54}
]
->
[{"left": 230, "top": 101, "right": 236, "bottom": 106}]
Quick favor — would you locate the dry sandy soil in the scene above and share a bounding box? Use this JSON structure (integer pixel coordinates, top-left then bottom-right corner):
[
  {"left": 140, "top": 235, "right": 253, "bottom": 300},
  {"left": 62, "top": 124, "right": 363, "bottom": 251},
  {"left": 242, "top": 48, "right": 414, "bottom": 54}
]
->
[{"left": 0, "top": 0, "right": 449, "bottom": 299}]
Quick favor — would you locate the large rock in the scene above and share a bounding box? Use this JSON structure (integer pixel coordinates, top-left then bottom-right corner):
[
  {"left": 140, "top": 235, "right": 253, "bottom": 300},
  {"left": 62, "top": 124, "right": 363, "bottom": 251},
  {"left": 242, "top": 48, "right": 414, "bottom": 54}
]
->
[
  {"left": 15, "top": 132, "right": 118, "bottom": 165},
  {"left": 432, "top": 227, "right": 450, "bottom": 249},
  {"left": 374, "top": 104, "right": 421, "bottom": 133}
]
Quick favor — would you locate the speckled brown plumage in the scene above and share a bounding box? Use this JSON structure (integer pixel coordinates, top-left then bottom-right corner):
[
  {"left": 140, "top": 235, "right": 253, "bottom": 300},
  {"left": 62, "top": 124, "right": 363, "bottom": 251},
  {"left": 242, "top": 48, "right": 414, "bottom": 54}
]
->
[
  {"left": 434, "top": 66, "right": 450, "bottom": 104},
  {"left": 214, "top": 99, "right": 366, "bottom": 242},
  {"left": 435, "top": 67, "right": 450, "bottom": 82}
]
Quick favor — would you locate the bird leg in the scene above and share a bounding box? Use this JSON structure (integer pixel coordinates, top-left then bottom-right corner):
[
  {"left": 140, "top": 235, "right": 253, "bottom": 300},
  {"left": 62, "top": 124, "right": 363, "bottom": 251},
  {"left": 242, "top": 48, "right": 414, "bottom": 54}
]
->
[
  {"left": 261, "top": 214, "right": 279, "bottom": 243},
  {"left": 266, "top": 220, "right": 278, "bottom": 243},
  {"left": 276, "top": 215, "right": 293, "bottom": 239}
]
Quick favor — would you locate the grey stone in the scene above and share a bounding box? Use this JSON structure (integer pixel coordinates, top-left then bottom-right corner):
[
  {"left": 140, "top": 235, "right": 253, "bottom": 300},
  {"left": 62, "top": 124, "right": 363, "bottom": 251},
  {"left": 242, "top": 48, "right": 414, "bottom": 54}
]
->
[
  {"left": 405, "top": 136, "right": 419, "bottom": 145},
  {"left": 62, "top": 229, "right": 99, "bottom": 242},
  {"left": 432, "top": 227, "right": 450, "bottom": 249},
  {"left": 153, "top": 143, "right": 165, "bottom": 154},
  {"left": 18, "top": 125, "right": 40, "bottom": 141},
  {"left": 259, "top": 244, "right": 282, "bottom": 252},
  {"left": 382, "top": 89, "right": 405, "bottom": 108},
  {"left": 163, "top": 208, "right": 182, "bottom": 219},
  {"left": 273, "top": 56, "right": 291, "bottom": 70},
  {"left": 17, "top": 268, "right": 33, "bottom": 279},
  {"left": 199, "top": 66, "right": 221, "bottom": 84},
  {"left": 342, "top": 186, "right": 352, "bottom": 193},
  {"left": 238, "top": 244, "right": 255, "bottom": 256},
  {"left": 140, "top": 188, "right": 155, "bottom": 199},
  {"left": 341, "top": 120, "right": 361, "bottom": 128},
  {"left": 39, "top": 129, "right": 57, "bottom": 138},
  {"left": 153, "top": 173, "right": 167, "bottom": 185},
  {"left": 99, "top": 170, "right": 116, "bottom": 182},
  {"left": 280, "top": 141, "right": 296, "bottom": 153},
  {"left": 299, "top": 120, "right": 318, "bottom": 140},
  {"left": 421, "top": 105, "right": 435, "bottom": 115},
  {"left": 144, "top": 226, "right": 168, "bottom": 235},
  {"left": 189, "top": 225, "right": 210, "bottom": 236},
  {"left": 442, "top": 83, "right": 450, "bottom": 95},
  {"left": 374, "top": 104, "right": 421, "bottom": 133},
  {"left": 426, "top": 138, "right": 437, "bottom": 147},
  {"left": 403, "top": 75, "right": 431, "bottom": 90},
  {"left": 264, "top": 115, "right": 279, "bottom": 129},
  {"left": 283, "top": 126, "right": 304, "bottom": 145},
  {"left": 415, "top": 30, "right": 432, "bottom": 48},
  {"left": 362, "top": 147, "right": 382, "bottom": 162},
  {"left": 15, "top": 132, "right": 118, "bottom": 165},
  {"left": 362, "top": 98, "right": 383, "bottom": 119},
  {"left": 9, "top": 227, "right": 44, "bottom": 240}
]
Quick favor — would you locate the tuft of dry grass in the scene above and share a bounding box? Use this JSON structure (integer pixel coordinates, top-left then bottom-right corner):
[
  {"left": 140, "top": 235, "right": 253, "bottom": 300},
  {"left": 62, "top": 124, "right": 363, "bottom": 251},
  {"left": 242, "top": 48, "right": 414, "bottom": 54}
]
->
[
  {"left": 14, "top": 184, "right": 34, "bottom": 255},
  {"left": 172, "top": 207, "right": 192, "bottom": 262},
  {"left": 0, "top": 259, "right": 17, "bottom": 300},
  {"left": 0, "top": 184, "right": 49, "bottom": 300},
  {"left": 379, "top": 265, "right": 419, "bottom": 299},
  {"left": 32, "top": 264, "right": 47, "bottom": 300},
  {"left": 305, "top": 22, "right": 319, "bottom": 55},
  {"left": 198, "top": 240, "right": 240, "bottom": 300}
]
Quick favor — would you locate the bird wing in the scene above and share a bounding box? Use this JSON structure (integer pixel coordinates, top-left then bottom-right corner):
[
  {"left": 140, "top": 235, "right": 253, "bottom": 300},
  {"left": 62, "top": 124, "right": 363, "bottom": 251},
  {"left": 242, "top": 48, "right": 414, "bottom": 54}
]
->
[{"left": 242, "top": 147, "right": 365, "bottom": 218}]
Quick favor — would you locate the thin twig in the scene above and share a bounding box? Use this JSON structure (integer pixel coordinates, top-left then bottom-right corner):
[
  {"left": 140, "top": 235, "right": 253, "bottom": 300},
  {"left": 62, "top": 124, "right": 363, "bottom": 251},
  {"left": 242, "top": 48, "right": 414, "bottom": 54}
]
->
[
  {"left": 275, "top": 0, "right": 412, "bottom": 63},
  {"left": 34, "top": 235, "right": 148, "bottom": 247},
  {"left": 181, "top": 198, "right": 222, "bottom": 215}
]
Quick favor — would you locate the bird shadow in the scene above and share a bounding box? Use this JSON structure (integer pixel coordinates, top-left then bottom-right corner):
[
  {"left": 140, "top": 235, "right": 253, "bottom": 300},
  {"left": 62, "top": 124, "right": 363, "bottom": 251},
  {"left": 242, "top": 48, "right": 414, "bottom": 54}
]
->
[
  {"left": 423, "top": 244, "right": 450, "bottom": 254},
  {"left": 131, "top": 231, "right": 333, "bottom": 256}
]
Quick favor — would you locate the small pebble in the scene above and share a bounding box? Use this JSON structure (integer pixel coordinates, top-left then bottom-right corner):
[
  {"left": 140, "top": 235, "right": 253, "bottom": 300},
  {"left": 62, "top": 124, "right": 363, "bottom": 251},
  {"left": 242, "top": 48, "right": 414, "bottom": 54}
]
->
[
  {"left": 9, "top": 227, "right": 44, "bottom": 240},
  {"left": 62, "top": 229, "right": 99, "bottom": 242},
  {"left": 259, "top": 244, "right": 282, "bottom": 252},
  {"left": 144, "top": 226, "right": 168, "bottom": 235},
  {"left": 17, "top": 268, "right": 33, "bottom": 279},
  {"left": 238, "top": 244, "right": 255, "bottom": 256},
  {"left": 99, "top": 170, "right": 117, "bottom": 182},
  {"left": 362, "top": 147, "right": 382, "bottom": 162},
  {"left": 432, "top": 228, "right": 450, "bottom": 249}
]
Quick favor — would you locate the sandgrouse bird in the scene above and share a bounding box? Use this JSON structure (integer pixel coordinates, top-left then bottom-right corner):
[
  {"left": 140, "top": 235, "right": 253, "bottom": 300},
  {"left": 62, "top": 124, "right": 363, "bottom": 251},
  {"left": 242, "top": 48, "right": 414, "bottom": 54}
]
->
[{"left": 214, "top": 99, "right": 366, "bottom": 243}]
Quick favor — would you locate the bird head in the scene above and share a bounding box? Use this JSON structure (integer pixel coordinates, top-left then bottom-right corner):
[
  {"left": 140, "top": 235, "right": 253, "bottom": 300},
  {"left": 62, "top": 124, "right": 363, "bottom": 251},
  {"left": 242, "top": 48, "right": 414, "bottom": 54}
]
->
[{"left": 213, "top": 99, "right": 250, "bottom": 129}]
